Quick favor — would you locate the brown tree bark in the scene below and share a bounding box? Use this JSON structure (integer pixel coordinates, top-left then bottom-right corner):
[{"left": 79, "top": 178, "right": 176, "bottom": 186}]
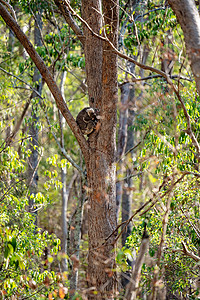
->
[
  {"left": 168, "top": 0, "right": 200, "bottom": 94},
  {"left": 82, "top": 0, "right": 103, "bottom": 106},
  {"left": 82, "top": 1, "right": 119, "bottom": 298}
]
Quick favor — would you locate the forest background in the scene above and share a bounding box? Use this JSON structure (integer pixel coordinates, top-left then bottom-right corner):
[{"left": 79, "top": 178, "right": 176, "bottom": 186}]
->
[{"left": 0, "top": 0, "right": 200, "bottom": 299}]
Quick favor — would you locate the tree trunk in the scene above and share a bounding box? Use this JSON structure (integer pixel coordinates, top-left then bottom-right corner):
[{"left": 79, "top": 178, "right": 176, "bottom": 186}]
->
[
  {"left": 121, "top": 84, "right": 135, "bottom": 247},
  {"left": 68, "top": 174, "right": 85, "bottom": 293},
  {"left": 28, "top": 11, "right": 43, "bottom": 224},
  {"left": 116, "top": 83, "right": 129, "bottom": 219},
  {"left": 168, "top": 0, "right": 200, "bottom": 94},
  {"left": 81, "top": 0, "right": 103, "bottom": 106},
  {"left": 59, "top": 70, "right": 68, "bottom": 273},
  {"left": 81, "top": 0, "right": 119, "bottom": 298},
  {"left": 120, "top": 83, "right": 135, "bottom": 289}
]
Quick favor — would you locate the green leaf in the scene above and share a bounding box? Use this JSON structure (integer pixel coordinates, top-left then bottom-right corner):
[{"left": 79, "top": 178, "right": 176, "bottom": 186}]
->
[
  {"left": 4, "top": 245, "right": 10, "bottom": 259},
  {"left": 18, "top": 259, "right": 25, "bottom": 270},
  {"left": 11, "top": 237, "right": 17, "bottom": 252},
  {"left": 149, "top": 248, "right": 155, "bottom": 257}
]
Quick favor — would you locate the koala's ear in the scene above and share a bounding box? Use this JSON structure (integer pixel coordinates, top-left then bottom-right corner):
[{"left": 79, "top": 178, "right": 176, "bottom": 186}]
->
[{"left": 86, "top": 108, "right": 95, "bottom": 116}]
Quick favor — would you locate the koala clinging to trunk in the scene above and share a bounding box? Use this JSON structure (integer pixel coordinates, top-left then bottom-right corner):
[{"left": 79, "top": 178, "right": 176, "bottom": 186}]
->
[{"left": 76, "top": 107, "right": 100, "bottom": 135}]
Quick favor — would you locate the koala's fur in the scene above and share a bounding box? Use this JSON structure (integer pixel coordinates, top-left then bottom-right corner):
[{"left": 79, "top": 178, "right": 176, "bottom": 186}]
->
[{"left": 76, "top": 107, "right": 100, "bottom": 135}]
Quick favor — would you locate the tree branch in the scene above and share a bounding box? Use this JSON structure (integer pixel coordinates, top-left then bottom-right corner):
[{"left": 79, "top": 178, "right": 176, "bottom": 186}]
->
[
  {"left": 116, "top": 171, "right": 143, "bottom": 183},
  {"left": 0, "top": 3, "right": 90, "bottom": 160},
  {"left": 0, "top": 0, "right": 16, "bottom": 20},
  {"left": 0, "top": 66, "right": 43, "bottom": 99},
  {"left": 118, "top": 65, "right": 193, "bottom": 82},
  {"left": 54, "top": 0, "right": 85, "bottom": 46},
  {"left": 173, "top": 241, "right": 200, "bottom": 262},
  {"left": 180, "top": 207, "right": 200, "bottom": 238},
  {"left": 5, "top": 98, "right": 31, "bottom": 148},
  {"left": 125, "top": 231, "right": 149, "bottom": 300},
  {"left": 43, "top": 106, "right": 84, "bottom": 174},
  {"left": 0, "top": 178, "right": 26, "bottom": 203}
]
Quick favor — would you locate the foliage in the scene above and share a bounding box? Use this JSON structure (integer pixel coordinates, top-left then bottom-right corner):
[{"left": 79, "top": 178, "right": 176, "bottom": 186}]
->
[
  {"left": 0, "top": 0, "right": 200, "bottom": 299},
  {"left": 0, "top": 146, "right": 70, "bottom": 299},
  {"left": 120, "top": 67, "right": 200, "bottom": 298}
]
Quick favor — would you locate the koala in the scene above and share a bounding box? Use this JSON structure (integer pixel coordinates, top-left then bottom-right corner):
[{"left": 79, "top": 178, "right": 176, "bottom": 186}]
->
[{"left": 76, "top": 107, "right": 100, "bottom": 135}]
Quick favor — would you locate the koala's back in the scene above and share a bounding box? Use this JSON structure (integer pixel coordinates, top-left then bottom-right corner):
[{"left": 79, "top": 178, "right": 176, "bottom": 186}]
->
[
  {"left": 76, "top": 107, "right": 92, "bottom": 125},
  {"left": 76, "top": 107, "right": 90, "bottom": 121}
]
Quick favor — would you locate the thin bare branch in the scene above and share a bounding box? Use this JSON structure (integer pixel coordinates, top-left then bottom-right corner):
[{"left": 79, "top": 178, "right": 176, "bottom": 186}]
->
[
  {"left": 4, "top": 98, "right": 31, "bottom": 148},
  {"left": 0, "top": 178, "right": 26, "bottom": 203},
  {"left": 27, "top": 149, "right": 43, "bottom": 192},
  {"left": 65, "top": 0, "right": 171, "bottom": 78},
  {"left": 54, "top": 0, "right": 85, "bottom": 46},
  {"left": 125, "top": 231, "right": 149, "bottom": 300},
  {"left": 117, "top": 130, "right": 150, "bottom": 164},
  {"left": 118, "top": 65, "right": 193, "bottom": 82},
  {"left": 116, "top": 171, "right": 143, "bottom": 183},
  {"left": 43, "top": 107, "right": 83, "bottom": 174},
  {"left": 172, "top": 241, "right": 200, "bottom": 262},
  {"left": 0, "top": 67, "right": 43, "bottom": 99},
  {"left": 180, "top": 207, "right": 200, "bottom": 238}
]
